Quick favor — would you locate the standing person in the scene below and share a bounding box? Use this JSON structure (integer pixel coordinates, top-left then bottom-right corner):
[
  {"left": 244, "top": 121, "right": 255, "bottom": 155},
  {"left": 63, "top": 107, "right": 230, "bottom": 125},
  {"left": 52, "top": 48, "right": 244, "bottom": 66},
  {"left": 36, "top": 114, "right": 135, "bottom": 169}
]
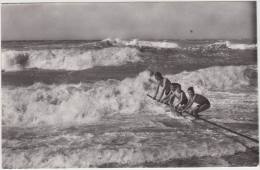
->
[
  {"left": 152, "top": 72, "right": 171, "bottom": 102},
  {"left": 181, "top": 87, "right": 210, "bottom": 118}
]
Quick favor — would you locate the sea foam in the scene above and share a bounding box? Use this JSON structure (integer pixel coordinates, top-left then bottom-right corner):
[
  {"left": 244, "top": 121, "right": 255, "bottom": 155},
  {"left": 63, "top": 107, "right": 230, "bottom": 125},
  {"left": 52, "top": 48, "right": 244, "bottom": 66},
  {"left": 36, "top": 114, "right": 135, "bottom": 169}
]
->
[
  {"left": 102, "top": 38, "right": 179, "bottom": 49},
  {"left": 2, "top": 65, "right": 256, "bottom": 127},
  {"left": 208, "top": 41, "right": 256, "bottom": 50},
  {"left": 1, "top": 47, "right": 142, "bottom": 71},
  {"left": 2, "top": 131, "right": 247, "bottom": 168}
]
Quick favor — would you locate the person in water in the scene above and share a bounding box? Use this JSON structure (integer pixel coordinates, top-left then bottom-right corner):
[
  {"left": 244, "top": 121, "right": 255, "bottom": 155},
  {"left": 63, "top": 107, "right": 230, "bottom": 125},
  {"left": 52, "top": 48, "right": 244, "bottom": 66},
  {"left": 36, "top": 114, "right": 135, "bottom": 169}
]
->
[
  {"left": 181, "top": 87, "right": 210, "bottom": 118},
  {"left": 161, "top": 83, "right": 179, "bottom": 105},
  {"left": 171, "top": 84, "right": 188, "bottom": 113},
  {"left": 152, "top": 72, "right": 171, "bottom": 102},
  {"left": 161, "top": 83, "right": 187, "bottom": 115}
]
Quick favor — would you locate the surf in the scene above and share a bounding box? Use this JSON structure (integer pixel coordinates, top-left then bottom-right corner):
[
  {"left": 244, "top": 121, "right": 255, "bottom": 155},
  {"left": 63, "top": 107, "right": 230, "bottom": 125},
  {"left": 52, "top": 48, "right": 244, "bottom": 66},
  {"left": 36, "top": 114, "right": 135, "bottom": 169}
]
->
[
  {"left": 1, "top": 47, "right": 142, "bottom": 71},
  {"left": 102, "top": 38, "right": 180, "bottom": 49},
  {"left": 2, "top": 65, "right": 256, "bottom": 127}
]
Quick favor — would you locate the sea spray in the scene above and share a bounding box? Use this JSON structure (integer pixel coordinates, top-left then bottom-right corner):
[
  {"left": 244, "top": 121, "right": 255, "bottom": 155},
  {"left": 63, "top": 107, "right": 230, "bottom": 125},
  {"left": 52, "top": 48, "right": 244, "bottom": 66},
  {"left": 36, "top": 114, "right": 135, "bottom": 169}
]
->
[
  {"left": 2, "top": 128, "right": 249, "bottom": 168},
  {"left": 168, "top": 65, "right": 256, "bottom": 93},
  {"left": 225, "top": 41, "right": 256, "bottom": 50},
  {"left": 2, "top": 65, "right": 256, "bottom": 127},
  {"left": 1, "top": 47, "right": 142, "bottom": 71},
  {"left": 102, "top": 38, "right": 180, "bottom": 49}
]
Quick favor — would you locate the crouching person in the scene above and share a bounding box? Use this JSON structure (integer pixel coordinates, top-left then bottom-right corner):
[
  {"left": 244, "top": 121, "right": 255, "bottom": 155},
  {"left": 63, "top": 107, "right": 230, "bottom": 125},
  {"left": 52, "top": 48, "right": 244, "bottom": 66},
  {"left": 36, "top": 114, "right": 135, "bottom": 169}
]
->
[{"left": 181, "top": 87, "right": 210, "bottom": 118}]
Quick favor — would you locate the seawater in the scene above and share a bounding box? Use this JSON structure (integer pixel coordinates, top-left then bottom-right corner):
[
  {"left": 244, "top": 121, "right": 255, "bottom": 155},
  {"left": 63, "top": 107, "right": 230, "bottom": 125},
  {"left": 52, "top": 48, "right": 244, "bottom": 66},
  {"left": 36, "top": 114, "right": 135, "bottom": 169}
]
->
[{"left": 1, "top": 39, "right": 258, "bottom": 168}]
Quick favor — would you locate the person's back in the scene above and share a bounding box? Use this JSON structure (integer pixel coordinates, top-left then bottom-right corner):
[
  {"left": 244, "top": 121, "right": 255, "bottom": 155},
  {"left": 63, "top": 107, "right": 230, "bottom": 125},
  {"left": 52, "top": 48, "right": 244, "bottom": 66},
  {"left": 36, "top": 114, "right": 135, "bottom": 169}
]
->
[
  {"left": 194, "top": 94, "right": 210, "bottom": 105},
  {"left": 162, "top": 78, "right": 171, "bottom": 95},
  {"left": 152, "top": 72, "right": 172, "bottom": 101},
  {"left": 182, "top": 87, "right": 210, "bottom": 118}
]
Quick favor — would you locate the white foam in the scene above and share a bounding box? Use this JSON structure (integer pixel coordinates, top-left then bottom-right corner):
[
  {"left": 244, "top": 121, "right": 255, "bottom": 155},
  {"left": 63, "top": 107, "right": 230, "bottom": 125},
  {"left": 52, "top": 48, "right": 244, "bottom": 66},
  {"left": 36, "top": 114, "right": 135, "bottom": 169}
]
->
[
  {"left": 102, "top": 38, "right": 179, "bottom": 49},
  {"left": 1, "top": 47, "right": 142, "bottom": 71},
  {"left": 2, "top": 65, "right": 255, "bottom": 127},
  {"left": 126, "top": 39, "right": 179, "bottom": 49},
  {"left": 226, "top": 41, "right": 256, "bottom": 50},
  {"left": 2, "top": 130, "right": 249, "bottom": 168},
  {"left": 167, "top": 65, "right": 255, "bottom": 94},
  {"left": 207, "top": 41, "right": 256, "bottom": 50},
  {"left": 186, "top": 41, "right": 257, "bottom": 51},
  {"left": 2, "top": 71, "right": 159, "bottom": 127}
]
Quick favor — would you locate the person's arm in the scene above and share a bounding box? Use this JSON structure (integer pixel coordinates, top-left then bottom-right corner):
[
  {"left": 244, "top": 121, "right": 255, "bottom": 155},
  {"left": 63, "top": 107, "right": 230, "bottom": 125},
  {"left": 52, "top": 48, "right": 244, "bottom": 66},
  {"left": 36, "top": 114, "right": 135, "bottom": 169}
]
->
[
  {"left": 158, "top": 88, "right": 165, "bottom": 102},
  {"left": 158, "top": 79, "right": 167, "bottom": 101},
  {"left": 153, "top": 82, "right": 160, "bottom": 99},
  {"left": 182, "top": 95, "right": 196, "bottom": 112},
  {"left": 162, "top": 90, "right": 172, "bottom": 102},
  {"left": 169, "top": 93, "right": 176, "bottom": 107},
  {"left": 175, "top": 92, "right": 183, "bottom": 108}
]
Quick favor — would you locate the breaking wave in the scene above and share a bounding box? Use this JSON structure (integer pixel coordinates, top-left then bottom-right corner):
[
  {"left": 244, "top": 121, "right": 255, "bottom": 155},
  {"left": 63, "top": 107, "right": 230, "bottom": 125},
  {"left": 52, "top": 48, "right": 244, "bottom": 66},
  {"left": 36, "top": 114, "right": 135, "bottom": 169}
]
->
[
  {"left": 2, "top": 65, "right": 256, "bottom": 127},
  {"left": 184, "top": 41, "right": 257, "bottom": 51},
  {"left": 226, "top": 41, "right": 257, "bottom": 50},
  {"left": 168, "top": 65, "right": 257, "bottom": 93},
  {"left": 102, "top": 39, "right": 256, "bottom": 51},
  {"left": 1, "top": 47, "right": 142, "bottom": 71},
  {"left": 206, "top": 41, "right": 256, "bottom": 50},
  {"left": 102, "top": 38, "right": 179, "bottom": 49},
  {"left": 2, "top": 132, "right": 247, "bottom": 168}
]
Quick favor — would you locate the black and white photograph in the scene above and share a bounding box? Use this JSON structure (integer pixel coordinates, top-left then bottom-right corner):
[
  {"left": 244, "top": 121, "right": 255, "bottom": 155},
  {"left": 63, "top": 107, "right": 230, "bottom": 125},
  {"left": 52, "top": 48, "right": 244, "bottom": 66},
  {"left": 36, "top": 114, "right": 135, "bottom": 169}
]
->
[{"left": 1, "top": 1, "right": 259, "bottom": 168}]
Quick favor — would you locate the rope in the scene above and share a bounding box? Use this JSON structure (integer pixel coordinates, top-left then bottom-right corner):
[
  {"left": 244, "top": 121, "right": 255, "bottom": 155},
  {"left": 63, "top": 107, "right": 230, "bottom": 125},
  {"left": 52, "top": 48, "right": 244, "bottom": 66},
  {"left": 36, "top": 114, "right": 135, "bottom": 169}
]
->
[{"left": 147, "top": 94, "right": 259, "bottom": 143}]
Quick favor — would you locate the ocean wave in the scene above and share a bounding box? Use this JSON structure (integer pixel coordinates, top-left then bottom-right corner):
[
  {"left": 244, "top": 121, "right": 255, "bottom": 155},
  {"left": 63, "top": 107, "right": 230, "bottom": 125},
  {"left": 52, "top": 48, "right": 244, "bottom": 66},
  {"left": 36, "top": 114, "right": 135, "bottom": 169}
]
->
[
  {"left": 2, "top": 71, "right": 160, "bottom": 127},
  {"left": 102, "top": 38, "right": 179, "bottom": 49},
  {"left": 2, "top": 130, "right": 247, "bottom": 168},
  {"left": 208, "top": 41, "right": 256, "bottom": 50},
  {"left": 185, "top": 41, "right": 256, "bottom": 51},
  {"left": 2, "top": 65, "right": 256, "bottom": 127},
  {"left": 167, "top": 65, "right": 257, "bottom": 93},
  {"left": 1, "top": 47, "right": 142, "bottom": 71},
  {"left": 226, "top": 41, "right": 257, "bottom": 50}
]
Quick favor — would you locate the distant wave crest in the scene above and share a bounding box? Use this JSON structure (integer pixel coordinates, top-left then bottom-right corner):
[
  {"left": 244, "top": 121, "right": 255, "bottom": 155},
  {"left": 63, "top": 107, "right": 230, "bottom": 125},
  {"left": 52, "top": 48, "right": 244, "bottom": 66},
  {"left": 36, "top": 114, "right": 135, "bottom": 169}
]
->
[
  {"left": 102, "top": 38, "right": 179, "bottom": 49},
  {"left": 225, "top": 41, "right": 256, "bottom": 50},
  {"left": 207, "top": 41, "right": 256, "bottom": 50},
  {"left": 102, "top": 39, "right": 256, "bottom": 50},
  {"left": 1, "top": 47, "right": 142, "bottom": 71}
]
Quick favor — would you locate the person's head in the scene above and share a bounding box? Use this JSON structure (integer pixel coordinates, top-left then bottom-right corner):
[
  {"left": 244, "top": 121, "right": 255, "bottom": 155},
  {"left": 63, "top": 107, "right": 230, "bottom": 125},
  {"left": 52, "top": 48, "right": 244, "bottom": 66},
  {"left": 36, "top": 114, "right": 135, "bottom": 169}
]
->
[
  {"left": 148, "top": 69, "right": 154, "bottom": 77},
  {"left": 154, "top": 72, "right": 163, "bottom": 81},
  {"left": 170, "top": 83, "right": 178, "bottom": 91},
  {"left": 187, "top": 87, "right": 195, "bottom": 97},
  {"left": 176, "top": 84, "right": 182, "bottom": 92}
]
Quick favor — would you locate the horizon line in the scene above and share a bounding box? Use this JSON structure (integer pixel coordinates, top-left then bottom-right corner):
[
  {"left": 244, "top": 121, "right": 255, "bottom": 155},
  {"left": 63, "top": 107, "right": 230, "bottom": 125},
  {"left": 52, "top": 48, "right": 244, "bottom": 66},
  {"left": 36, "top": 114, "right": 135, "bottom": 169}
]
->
[{"left": 1, "top": 38, "right": 257, "bottom": 42}]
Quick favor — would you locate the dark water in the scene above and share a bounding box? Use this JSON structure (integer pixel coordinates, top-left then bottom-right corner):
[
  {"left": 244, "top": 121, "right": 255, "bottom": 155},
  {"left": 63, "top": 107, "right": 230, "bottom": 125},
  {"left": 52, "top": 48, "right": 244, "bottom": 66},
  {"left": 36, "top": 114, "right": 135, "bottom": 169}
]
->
[
  {"left": 2, "top": 39, "right": 257, "bottom": 86},
  {"left": 1, "top": 39, "right": 258, "bottom": 168}
]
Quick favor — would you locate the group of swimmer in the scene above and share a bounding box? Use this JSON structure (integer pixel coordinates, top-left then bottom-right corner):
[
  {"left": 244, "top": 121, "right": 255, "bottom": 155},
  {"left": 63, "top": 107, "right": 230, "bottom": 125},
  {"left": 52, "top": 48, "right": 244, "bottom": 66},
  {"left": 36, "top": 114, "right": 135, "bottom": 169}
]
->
[{"left": 151, "top": 72, "right": 211, "bottom": 118}]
